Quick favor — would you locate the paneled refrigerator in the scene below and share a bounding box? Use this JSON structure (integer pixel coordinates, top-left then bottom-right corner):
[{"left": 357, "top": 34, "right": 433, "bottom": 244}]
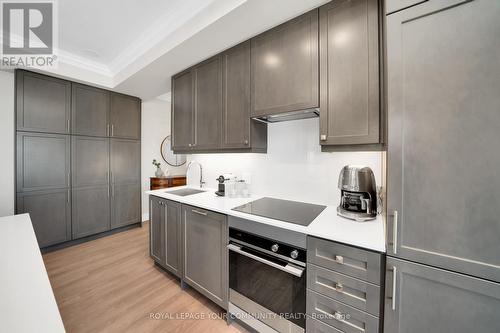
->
[{"left": 385, "top": 0, "right": 500, "bottom": 332}]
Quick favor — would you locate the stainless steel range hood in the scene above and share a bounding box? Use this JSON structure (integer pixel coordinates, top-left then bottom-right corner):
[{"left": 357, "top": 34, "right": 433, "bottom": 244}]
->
[{"left": 251, "top": 108, "right": 319, "bottom": 123}]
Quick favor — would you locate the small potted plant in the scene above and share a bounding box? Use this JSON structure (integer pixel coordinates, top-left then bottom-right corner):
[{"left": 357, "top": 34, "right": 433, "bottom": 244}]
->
[{"left": 152, "top": 159, "right": 164, "bottom": 178}]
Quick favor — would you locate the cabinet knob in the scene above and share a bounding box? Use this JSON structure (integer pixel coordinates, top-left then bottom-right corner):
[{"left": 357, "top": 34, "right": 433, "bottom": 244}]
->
[
  {"left": 188, "top": 143, "right": 192, "bottom": 147},
  {"left": 335, "top": 255, "right": 344, "bottom": 264},
  {"left": 320, "top": 134, "right": 327, "bottom": 141},
  {"left": 244, "top": 139, "right": 249, "bottom": 145}
]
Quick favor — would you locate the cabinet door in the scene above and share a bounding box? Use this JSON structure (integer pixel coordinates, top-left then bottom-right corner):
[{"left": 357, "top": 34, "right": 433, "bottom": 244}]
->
[
  {"left": 222, "top": 42, "right": 251, "bottom": 149},
  {"left": 110, "top": 139, "right": 140, "bottom": 184},
  {"left": 150, "top": 197, "right": 165, "bottom": 264},
  {"left": 164, "top": 200, "right": 181, "bottom": 277},
  {"left": 111, "top": 183, "right": 140, "bottom": 229},
  {"left": 110, "top": 93, "right": 141, "bottom": 140},
  {"left": 251, "top": 9, "right": 318, "bottom": 117},
  {"left": 17, "top": 132, "right": 70, "bottom": 192},
  {"left": 71, "top": 84, "right": 110, "bottom": 137},
  {"left": 384, "top": 257, "right": 500, "bottom": 333},
  {"left": 16, "top": 189, "right": 71, "bottom": 248},
  {"left": 319, "top": 0, "right": 380, "bottom": 145},
  {"left": 16, "top": 70, "right": 71, "bottom": 134},
  {"left": 72, "top": 186, "right": 110, "bottom": 239},
  {"left": 72, "top": 136, "right": 109, "bottom": 187},
  {"left": 386, "top": 0, "right": 500, "bottom": 282},
  {"left": 182, "top": 205, "right": 228, "bottom": 308},
  {"left": 171, "top": 70, "right": 194, "bottom": 151},
  {"left": 193, "top": 57, "right": 222, "bottom": 150}
]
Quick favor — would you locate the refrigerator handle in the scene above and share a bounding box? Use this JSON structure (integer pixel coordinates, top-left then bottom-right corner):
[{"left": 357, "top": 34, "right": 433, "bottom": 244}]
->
[
  {"left": 392, "top": 210, "right": 398, "bottom": 254},
  {"left": 391, "top": 266, "right": 397, "bottom": 310}
]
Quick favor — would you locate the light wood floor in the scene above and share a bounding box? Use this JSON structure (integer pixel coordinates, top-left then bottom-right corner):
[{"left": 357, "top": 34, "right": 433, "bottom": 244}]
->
[{"left": 43, "top": 222, "right": 248, "bottom": 333}]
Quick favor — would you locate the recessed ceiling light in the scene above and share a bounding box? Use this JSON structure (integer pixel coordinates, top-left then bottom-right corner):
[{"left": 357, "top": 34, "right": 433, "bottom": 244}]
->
[{"left": 81, "top": 49, "right": 100, "bottom": 59}]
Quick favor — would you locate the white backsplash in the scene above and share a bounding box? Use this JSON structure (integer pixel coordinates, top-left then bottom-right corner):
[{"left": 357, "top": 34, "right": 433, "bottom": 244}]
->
[{"left": 186, "top": 118, "right": 383, "bottom": 207}]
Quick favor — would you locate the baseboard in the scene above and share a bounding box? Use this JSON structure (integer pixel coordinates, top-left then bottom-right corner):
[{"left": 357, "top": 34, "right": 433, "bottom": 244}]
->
[{"left": 142, "top": 212, "right": 149, "bottom": 222}]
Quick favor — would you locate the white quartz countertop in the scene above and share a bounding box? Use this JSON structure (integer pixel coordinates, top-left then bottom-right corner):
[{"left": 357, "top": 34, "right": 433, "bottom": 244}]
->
[
  {"left": 147, "top": 187, "right": 386, "bottom": 252},
  {"left": 0, "top": 214, "right": 65, "bottom": 333}
]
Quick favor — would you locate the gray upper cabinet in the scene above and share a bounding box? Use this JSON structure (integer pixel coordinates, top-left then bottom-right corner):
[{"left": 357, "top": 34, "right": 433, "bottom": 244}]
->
[
  {"left": 385, "top": 257, "right": 500, "bottom": 333},
  {"left": 111, "top": 183, "right": 140, "bottom": 229},
  {"left": 17, "top": 132, "right": 70, "bottom": 192},
  {"left": 110, "top": 93, "right": 141, "bottom": 140},
  {"left": 110, "top": 138, "right": 140, "bottom": 184},
  {"left": 222, "top": 41, "right": 267, "bottom": 151},
  {"left": 193, "top": 56, "right": 222, "bottom": 150},
  {"left": 171, "top": 69, "right": 194, "bottom": 151},
  {"left": 16, "top": 70, "right": 71, "bottom": 134},
  {"left": 71, "top": 84, "right": 110, "bottom": 137},
  {"left": 386, "top": 0, "right": 500, "bottom": 282},
  {"left": 16, "top": 189, "right": 71, "bottom": 247},
  {"left": 72, "top": 136, "right": 109, "bottom": 187},
  {"left": 319, "top": 0, "right": 380, "bottom": 146},
  {"left": 251, "top": 9, "right": 319, "bottom": 117},
  {"left": 182, "top": 205, "right": 228, "bottom": 309}
]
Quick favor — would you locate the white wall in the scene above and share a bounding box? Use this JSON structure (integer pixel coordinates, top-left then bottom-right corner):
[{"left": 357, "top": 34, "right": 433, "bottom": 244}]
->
[
  {"left": 141, "top": 99, "right": 187, "bottom": 220},
  {"left": 187, "top": 118, "right": 382, "bottom": 207},
  {"left": 0, "top": 70, "right": 15, "bottom": 217}
]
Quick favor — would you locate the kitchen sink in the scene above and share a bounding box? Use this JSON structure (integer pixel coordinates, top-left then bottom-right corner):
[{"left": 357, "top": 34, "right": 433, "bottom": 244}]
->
[{"left": 167, "top": 188, "right": 206, "bottom": 196}]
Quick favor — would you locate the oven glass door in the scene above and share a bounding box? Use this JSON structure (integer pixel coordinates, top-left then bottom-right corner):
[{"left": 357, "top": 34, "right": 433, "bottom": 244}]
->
[{"left": 228, "top": 243, "right": 306, "bottom": 328}]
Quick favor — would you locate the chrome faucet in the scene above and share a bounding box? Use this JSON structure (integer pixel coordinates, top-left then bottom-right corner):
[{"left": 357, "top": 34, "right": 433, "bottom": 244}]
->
[{"left": 187, "top": 161, "right": 205, "bottom": 188}]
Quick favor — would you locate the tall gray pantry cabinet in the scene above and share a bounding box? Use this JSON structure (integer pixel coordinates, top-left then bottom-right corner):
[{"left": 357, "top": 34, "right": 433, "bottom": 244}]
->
[
  {"left": 385, "top": 1, "right": 500, "bottom": 332},
  {"left": 15, "top": 70, "right": 142, "bottom": 249}
]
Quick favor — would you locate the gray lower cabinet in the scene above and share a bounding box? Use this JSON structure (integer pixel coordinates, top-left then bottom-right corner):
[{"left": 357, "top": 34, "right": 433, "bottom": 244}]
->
[
  {"left": 384, "top": 257, "right": 500, "bottom": 333},
  {"left": 111, "top": 183, "right": 140, "bottom": 229},
  {"left": 250, "top": 9, "right": 319, "bottom": 117},
  {"left": 110, "top": 93, "right": 141, "bottom": 140},
  {"left": 72, "top": 186, "right": 110, "bottom": 239},
  {"left": 110, "top": 138, "right": 140, "bottom": 184},
  {"left": 71, "top": 84, "right": 110, "bottom": 137},
  {"left": 182, "top": 205, "right": 228, "bottom": 309},
  {"left": 16, "top": 132, "right": 71, "bottom": 192},
  {"left": 319, "top": 0, "right": 380, "bottom": 146},
  {"left": 16, "top": 189, "right": 71, "bottom": 247},
  {"left": 16, "top": 70, "right": 71, "bottom": 134},
  {"left": 386, "top": 0, "right": 500, "bottom": 282},
  {"left": 149, "top": 196, "right": 182, "bottom": 277}
]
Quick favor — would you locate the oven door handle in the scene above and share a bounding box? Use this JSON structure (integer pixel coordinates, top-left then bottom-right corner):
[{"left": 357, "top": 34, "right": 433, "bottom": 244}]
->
[{"left": 227, "top": 244, "right": 304, "bottom": 278}]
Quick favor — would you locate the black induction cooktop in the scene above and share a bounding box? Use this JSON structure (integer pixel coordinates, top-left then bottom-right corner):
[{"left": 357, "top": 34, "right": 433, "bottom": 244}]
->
[{"left": 231, "top": 197, "right": 326, "bottom": 226}]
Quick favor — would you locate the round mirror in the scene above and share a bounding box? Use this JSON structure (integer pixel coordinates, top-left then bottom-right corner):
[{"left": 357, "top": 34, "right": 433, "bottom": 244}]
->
[{"left": 160, "top": 135, "right": 186, "bottom": 167}]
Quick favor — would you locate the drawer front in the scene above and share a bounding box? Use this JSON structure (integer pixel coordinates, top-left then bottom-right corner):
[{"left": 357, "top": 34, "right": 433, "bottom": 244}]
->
[
  {"left": 307, "top": 317, "right": 343, "bottom": 333},
  {"left": 171, "top": 177, "right": 186, "bottom": 187},
  {"left": 307, "top": 237, "right": 382, "bottom": 285},
  {"left": 308, "top": 264, "right": 381, "bottom": 316},
  {"left": 307, "top": 290, "right": 379, "bottom": 333}
]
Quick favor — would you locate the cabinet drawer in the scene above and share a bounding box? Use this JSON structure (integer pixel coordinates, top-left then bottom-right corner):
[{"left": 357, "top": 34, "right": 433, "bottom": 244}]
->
[
  {"left": 171, "top": 177, "right": 186, "bottom": 187},
  {"left": 307, "top": 317, "right": 343, "bottom": 333},
  {"left": 307, "top": 237, "right": 383, "bottom": 285},
  {"left": 307, "top": 290, "right": 379, "bottom": 333},
  {"left": 308, "top": 264, "right": 380, "bottom": 316}
]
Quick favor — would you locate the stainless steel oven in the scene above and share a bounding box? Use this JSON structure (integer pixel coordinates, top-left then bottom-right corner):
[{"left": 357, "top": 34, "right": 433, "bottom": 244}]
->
[{"left": 228, "top": 227, "right": 306, "bottom": 333}]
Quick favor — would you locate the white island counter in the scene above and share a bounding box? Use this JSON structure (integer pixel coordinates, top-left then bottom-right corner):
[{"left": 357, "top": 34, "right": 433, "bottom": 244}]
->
[{"left": 0, "top": 214, "right": 65, "bottom": 333}]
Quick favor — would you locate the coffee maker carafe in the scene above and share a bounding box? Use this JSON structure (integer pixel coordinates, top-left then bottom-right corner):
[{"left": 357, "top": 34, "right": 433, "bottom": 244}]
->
[{"left": 337, "top": 165, "right": 377, "bottom": 221}]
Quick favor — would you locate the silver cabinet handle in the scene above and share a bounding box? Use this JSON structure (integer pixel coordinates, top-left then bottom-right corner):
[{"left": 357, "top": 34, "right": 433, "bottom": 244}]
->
[
  {"left": 335, "top": 283, "right": 344, "bottom": 293},
  {"left": 335, "top": 255, "right": 344, "bottom": 264},
  {"left": 244, "top": 139, "right": 249, "bottom": 145},
  {"left": 333, "top": 311, "right": 344, "bottom": 322},
  {"left": 320, "top": 134, "right": 327, "bottom": 141},
  {"left": 227, "top": 244, "right": 304, "bottom": 277},
  {"left": 191, "top": 209, "right": 207, "bottom": 216},
  {"left": 111, "top": 124, "right": 114, "bottom": 137},
  {"left": 391, "top": 266, "right": 397, "bottom": 310},
  {"left": 393, "top": 210, "right": 398, "bottom": 254},
  {"left": 67, "top": 119, "right": 70, "bottom": 132}
]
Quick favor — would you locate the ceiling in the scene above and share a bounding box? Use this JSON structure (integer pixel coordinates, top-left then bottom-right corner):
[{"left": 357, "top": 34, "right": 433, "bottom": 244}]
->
[{"left": 33, "top": 0, "right": 329, "bottom": 100}]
